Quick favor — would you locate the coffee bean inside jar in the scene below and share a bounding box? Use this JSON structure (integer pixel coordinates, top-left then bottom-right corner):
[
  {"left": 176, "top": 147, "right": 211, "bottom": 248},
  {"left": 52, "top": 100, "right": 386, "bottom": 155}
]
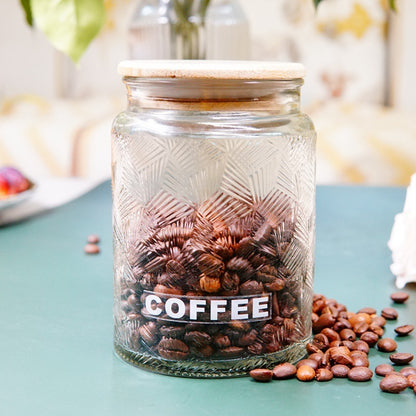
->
[{"left": 112, "top": 60, "right": 315, "bottom": 377}]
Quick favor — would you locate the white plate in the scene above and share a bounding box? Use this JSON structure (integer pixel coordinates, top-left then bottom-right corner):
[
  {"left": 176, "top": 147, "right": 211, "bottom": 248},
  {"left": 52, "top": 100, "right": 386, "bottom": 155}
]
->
[{"left": 0, "top": 183, "right": 36, "bottom": 211}]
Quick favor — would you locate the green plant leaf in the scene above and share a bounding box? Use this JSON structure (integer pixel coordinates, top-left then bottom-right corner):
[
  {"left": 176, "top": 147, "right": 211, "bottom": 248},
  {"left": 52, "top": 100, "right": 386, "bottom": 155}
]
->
[
  {"left": 31, "top": 0, "right": 105, "bottom": 63},
  {"left": 313, "top": 0, "right": 324, "bottom": 7},
  {"left": 20, "top": 0, "right": 33, "bottom": 26},
  {"left": 389, "top": 0, "right": 397, "bottom": 12}
]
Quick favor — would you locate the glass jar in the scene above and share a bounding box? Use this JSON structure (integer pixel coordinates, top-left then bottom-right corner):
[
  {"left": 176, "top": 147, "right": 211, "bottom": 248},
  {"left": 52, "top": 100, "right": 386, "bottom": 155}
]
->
[
  {"left": 128, "top": 0, "right": 249, "bottom": 60},
  {"left": 112, "top": 60, "right": 316, "bottom": 378}
]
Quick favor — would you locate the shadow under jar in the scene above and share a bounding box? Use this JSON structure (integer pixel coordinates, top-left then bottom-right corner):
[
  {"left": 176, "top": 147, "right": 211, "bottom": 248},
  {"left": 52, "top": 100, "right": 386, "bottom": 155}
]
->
[{"left": 112, "top": 60, "right": 316, "bottom": 378}]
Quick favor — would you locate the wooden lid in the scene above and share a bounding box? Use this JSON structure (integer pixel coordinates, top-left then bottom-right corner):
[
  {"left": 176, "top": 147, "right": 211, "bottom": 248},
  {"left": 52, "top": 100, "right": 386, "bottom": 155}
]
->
[{"left": 118, "top": 60, "right": 305, "bottom": 80}]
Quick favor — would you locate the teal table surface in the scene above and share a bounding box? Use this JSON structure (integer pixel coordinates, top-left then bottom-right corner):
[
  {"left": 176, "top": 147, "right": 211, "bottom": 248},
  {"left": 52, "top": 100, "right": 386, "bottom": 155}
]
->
[{"left": 0, "top": 183, "right": 415, "bottom": 416}]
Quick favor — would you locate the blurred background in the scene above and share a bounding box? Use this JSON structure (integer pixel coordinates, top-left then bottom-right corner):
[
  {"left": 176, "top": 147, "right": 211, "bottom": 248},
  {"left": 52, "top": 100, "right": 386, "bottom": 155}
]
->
[{"left": 1, "top": 0, "right": 415, "bottom": 186}]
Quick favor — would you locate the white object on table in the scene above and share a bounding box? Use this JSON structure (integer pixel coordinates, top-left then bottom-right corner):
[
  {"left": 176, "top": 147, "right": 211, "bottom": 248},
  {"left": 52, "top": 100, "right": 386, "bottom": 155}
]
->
[
  {"left": 0, "top": 177, "right": 104, "bottom": 226},
  {"left": 388, "top": 173, "right": 416, "bottom": 288}
]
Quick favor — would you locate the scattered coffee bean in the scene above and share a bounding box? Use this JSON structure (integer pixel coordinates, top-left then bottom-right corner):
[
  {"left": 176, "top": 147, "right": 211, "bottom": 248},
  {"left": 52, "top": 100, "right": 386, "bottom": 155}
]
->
[
  {"left": 389, "top": 353, "right": 414, "bottom": 365},
  {"left": 368, "top": 324, "right": 384, "bottom": 337},
  {"left": 377, "top": 338, "right": 397, "bottom": 353},
  {"left": 339, "top": 329, "right": 356, "bottom": 342},
  {"left": 87, "top": 234, "right": 100, "bottom": 244},
  {"left": 379, "top": 373, "right": 408, "bottom": 393},
  {"left": 359, "top": 331, "right": 379, "bottom": 347},
  {"left": 296, "top": 359, "right": 319, "bottom": 371},
  {"left": 351, "top": 340, "right": 369, "bottom": 353},
  {"left": 357, "top": 307, "right": 377, "bottom": 315},
  {"left": 375, "top": 364, "right": 394, "bottom": 376},
  {"left": 331, "top": 364, "right": 350, "bottom": 378},
  {"left": 351, "top": 355, "right": 369, "bottom": 368},
  {"left": 381, "top": 307, "right": 398, "bottom": 320},
  {"left": 249, "top": 368, "right": 273, "bottom": 382},
  {"left": 272, "top": 363, "right": 297, "bottom": 380},
  {"left": 84, "top": 243, "right": 100, "bottom": 254},
  {"left": 400, "top": 367, "right": 416, "bottom": 377},
  {"left": 390, "top": 292, "right": 409, "bottom": 304},
  {"left": 407, "top": 374, "right": 416, "bottom": 389},
  {"left": 394, "top": 325, "right": 414, "bottom": 337},
  {"left": 296, "top": 365, "right": 315, "bottom": 381},
  {"left": 316, "top": 368, "right": 333, "bottom": 382},
  {"left": 371, "top": 316, "right": 386, "bottom": 327},
  {"left": 309, "top": 352, "right": 324, "bottom": 365},
  {"left": 349, "top": 313, "right": 371, "bottom": 327},
  {"left": 353, "top": 321, "right": 369, "bottom": 336},
  {"left": 347, "top": 367, "right": 373, "bottom": 382}
]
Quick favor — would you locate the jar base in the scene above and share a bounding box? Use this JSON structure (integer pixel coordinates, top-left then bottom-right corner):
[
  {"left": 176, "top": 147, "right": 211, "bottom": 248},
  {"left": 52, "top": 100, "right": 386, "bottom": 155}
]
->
[{"left": 114, "top": 338, "right": 310, "bottom": 378}]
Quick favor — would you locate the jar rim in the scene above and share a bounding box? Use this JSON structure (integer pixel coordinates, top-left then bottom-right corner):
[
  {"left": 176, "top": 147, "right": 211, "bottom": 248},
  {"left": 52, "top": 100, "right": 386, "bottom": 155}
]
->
[{"left": 118, "top": 60, "right": 305, "bottom": 81}]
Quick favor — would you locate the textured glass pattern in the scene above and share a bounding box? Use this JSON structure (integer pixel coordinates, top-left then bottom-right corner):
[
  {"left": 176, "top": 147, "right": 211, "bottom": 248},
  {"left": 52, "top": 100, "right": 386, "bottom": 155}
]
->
[{"left": 112, "top": 108, "right": 316, "bottom": 377}]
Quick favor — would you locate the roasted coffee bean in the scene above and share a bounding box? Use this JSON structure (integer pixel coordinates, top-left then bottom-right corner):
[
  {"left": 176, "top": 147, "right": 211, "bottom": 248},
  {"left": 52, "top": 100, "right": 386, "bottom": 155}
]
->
[
  {"left": 264, "top": 278, "right": 285, "bottom": 292},
  {"left": 217, "top": 346, "right": 244, "bottom": 358},
  {"left": 272, "top": 362, "right": 297, "bottom": 379},
  {"left": 348, "top": 367, "right": 373, "bottom": 382},
  {"left": 407, "top": 374, "right": 416, "bottom": 389},
  {"left": 237, "top": 329, "right": 258, "bottom": 347},
  {"left": 213, "top": 334, "right": 231, "bottom": 349},
  {"left": 166, "top": 259, "right": 186, "bottom": 276},
  {"left": 184, "top": 331, "right": 211, "bottom": 347},
  {"left": 313, "top": 313, "right": 336, "bottom": 333},
  {"left": 352, "top": 355, "right": 369, "bottom": 368},
  {"left": 197, "top": 253, "right": 224, "bottom": 278},
  {"left": 158, "top": 337, "right": 189, "bottom": 360},
  {"left": 316, "top": 368, "right": 333, "bottom": 382},
  {"left": 400, "top": 367, "right": 416, "bottom": 377},
  {"left": 296, "top": 359, "right": 319, "bottom": 371},
  {"left": 349, "top": 313, "right": 371, "bottom": 326},
  {"left": 321, "top": 328, "right": 341, "bottom": 343},
  {"left": 229, "top": 321, "right": 251, "bottom": 332},
  {"left": 221, "top": 272, "right": 239, "bottom": 291},
  {"left": 368, "top": 323, "right": 384, "bottom": 337},
  {"left": 389, "top": 353, "right": 414, "bottom": 365},
  {"left": 226, "top": 257, "right": 254, "bottom": 281},
  {"left": 87, "top": 234, "right": 100, "bottom": 244},
  {"left": 199, "top": 275, "right": 221, "bottom": 293},
  {"left": 127, "top": 293, "right": 141, "bottom": 309},
  {"left": 239, "top": 280, "right": 263, "bottom": 295},
  {"left": 359, "top": 331, "right": 379, "bottom": 347},
  {"left": 331, "top": 364, "right": 349, "bottom": 378},
  {"left": 339, "top": 329, "right": 356, "bottom": 342},
  {"left": 312, "top": 333, "right": 330, "bottom": 351},
  {"left": 139, "top": 322, "right": 159, "bottom": 346},
  {"left": 381, "top": 307, "right": 398, "bottom": 320},
  {"left": 248, "top": 342, "right": 264, "bottom": 355},
  {"left": 390, "top": 292, "right": 409, "bottom": 304},
  {"left": 379, "top": 373, "right": 408, "bottom": 393},
  {"left": 309, "top": 352, "right": 324, "bottom": 365},
  {"left": 296, "top": 365, "right": 315, "bottom": 381},
  {"left": 329, "top": 340, "right": 342, "bottom": 348},
  {"left": 341, "top": 340, "right": 354, "bottom": 350},
  {"left": 306, "top": 342, "right": 321, "bottom": 355},
  {"left": 333, "top": 318, "right": 352, "bottom": 332},
  {"left": 371, "top": 315, "right": 386, "bottom": 327},
  {"left": 351, "top": 340, "right": 370, "bottom": 354},
  {"left": 357, "top": 307, "right": 377, "bottom": 315},
  {"left": 394, "top": 324, "right": 414, "bottom": 337},
  {"left": 84, "top": 243, "right": 100, "bottom": 254},
  {"left": 353, "top": 321, "right": 369, "bottom": 336},
  {"left": 249, "top": 368, "right": 273, "bottom": 382},
  {"left": 153, "top": 284, "right": 183, "bottom": 295},
  {"left": 375, "top": 364, "right": 395, "bottom": 376},
  {"left": 159, "top": 325, "right": 185, "bottom": 339},
  {"left": 377, "top": 338, "right": 397, "bottom": 352},
  {"left": 329, "top": 346, "right": 353, "bottom": 367}
]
